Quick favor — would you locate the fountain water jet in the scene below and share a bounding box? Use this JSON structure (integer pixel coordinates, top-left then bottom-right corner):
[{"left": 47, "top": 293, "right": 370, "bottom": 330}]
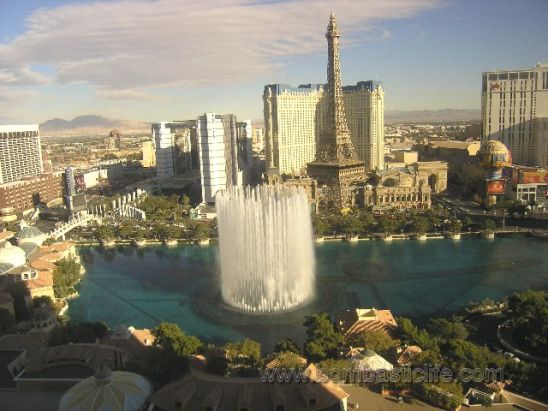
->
[{"left": 216, "top": 185, "right": 315, "bottom": 313}]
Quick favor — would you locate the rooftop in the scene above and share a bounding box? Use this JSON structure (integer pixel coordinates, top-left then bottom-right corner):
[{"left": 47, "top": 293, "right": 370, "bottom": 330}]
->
[
  {"left": 58, "top": 367, "right": 152, "bottom": 411},
  {"left": 150, "top": 364, "right": 348, "bottom": 411},
  {"left": 26, "top": 343, "right": 128, "bottom": 374},
  {"left": 429, "top": 140, "right": 481, "bottom": 149},
  {"left": 0, "top": 125, "right": 39, "bottom": 133},
  {"left": 337, "top": 308, "right": 398, "bottom": 337}
]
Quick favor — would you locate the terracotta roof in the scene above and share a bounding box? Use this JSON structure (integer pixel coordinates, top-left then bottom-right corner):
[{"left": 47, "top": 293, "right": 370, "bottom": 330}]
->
[
  {"left": 36, "top": 252, "right": 64, "bottom": 263},
  {"left": 26, "top": 343, "right": 128, "bottom": 373},
  {"left": 35, "top": 241, "right": 75, "bottom": 258},
  {"left": 337, "top": 308, "right": 398, "bottom": 337},
  {"left": 100, "top": 327, "right": 155, "bottom": 357},
  {"left": 30, "top": 259, "right": 57, "bottom": 271},
  {"left": 149, "top": 365, "right": 348, "bottom": 411},
  {"left": 396, "top": 345, "right": 422, "bottom": 365},
  {"left": 45, "top": 241, "right": 75, "bottom": 253},
  {"left": 26, "top": 270, "right": 53, "bottom": 289}
]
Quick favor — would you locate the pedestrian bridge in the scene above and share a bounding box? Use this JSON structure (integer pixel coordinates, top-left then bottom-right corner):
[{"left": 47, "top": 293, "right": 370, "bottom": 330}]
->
[{"left": 48, "top": 213, "right": 101, "bottom": 240}]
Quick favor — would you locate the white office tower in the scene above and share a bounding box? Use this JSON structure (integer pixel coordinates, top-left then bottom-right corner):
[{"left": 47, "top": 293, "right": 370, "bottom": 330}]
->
[
  {"left": 344, "top": 81, "right": 385, "bottom": 171},
  {"left": 252, "top": 127, "right": 265, "bottom": 153},
  {"left": 0, "top": 125, "right": 43, "bottom": 184},
  {"left": 236, "top": 120, "right": 253, "bottom": 185},
  {"left": 482, "top": 63, "right": 548, "bottom": 168},
  {"left": 197, "top": 113, "right": 229, "bottom": 204},
  {"left": 237, "top": 120, "right": 253, "bottom": 163},
  {"left": 263, "top": 81, "right": 385, "bottom": 175},
  {"left": 152, "top": 121, "right": 194, "bottom": 181},
  {"left": 152, "top": 122, "right": 176, "bottom": 181}
]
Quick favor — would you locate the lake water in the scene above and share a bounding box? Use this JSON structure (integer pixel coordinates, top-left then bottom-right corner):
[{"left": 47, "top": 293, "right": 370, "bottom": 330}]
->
[{"left": 69, "top": 236, "right": 548, "bottom": 350}]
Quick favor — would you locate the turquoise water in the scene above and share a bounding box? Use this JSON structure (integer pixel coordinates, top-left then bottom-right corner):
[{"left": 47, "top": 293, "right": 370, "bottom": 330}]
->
[{"left": 69, "top": 237, "right": 548, "bottom": 350}]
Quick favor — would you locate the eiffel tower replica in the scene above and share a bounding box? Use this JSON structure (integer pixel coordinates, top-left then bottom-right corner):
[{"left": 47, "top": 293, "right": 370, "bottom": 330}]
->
[{"left": 307, "top": 13, "right": 365, "bottom": 210}]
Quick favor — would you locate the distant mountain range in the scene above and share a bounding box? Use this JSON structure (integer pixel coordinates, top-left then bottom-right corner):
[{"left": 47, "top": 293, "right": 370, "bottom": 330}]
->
[
  {"left": 385, "top": 109, "right": 481, "bottom": 123},
  {"left": 40, "top": 115, "right": 150, "bottom": 136},
  {"left": 39, "top": 110, "right": 481, "bottom": 136}
]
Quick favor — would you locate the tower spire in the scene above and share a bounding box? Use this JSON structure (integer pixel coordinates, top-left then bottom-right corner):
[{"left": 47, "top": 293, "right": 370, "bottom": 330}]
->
[
  {"left": 316, "top": 12, "right": 358, "bottom": 163},
  {"left": 307, "top": 14, "right": 365, "bottom": 210}
]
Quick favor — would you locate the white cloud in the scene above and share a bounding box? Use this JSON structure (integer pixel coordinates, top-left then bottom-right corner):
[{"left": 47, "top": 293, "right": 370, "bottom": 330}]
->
[
  {"left": 95, "top": 87, "right": 169, "bottom": 101},
  {"left": 0, "top": 86, "right": 43, "bottom": 123},
  {"left": 0, "top": 0, "right": 444, "bottom": 94}
]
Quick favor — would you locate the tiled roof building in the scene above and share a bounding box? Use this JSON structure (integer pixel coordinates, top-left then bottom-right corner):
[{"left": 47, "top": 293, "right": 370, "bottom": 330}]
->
[{"left": 337, "top": 308, "right": 397, "bottom": 339}]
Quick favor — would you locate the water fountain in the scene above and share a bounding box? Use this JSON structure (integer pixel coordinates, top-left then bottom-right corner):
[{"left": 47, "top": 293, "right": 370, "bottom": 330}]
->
[{"left": 216, "top": 185, "right": 315, "bottom": 312}]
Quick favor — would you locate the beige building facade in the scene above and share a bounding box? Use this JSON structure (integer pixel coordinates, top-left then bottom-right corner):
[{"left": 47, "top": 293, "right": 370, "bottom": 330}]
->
[
  {"left": 141, "top": 141, "right": 156, "bottom": 168},
  {"left": 481, "top": 63, "right": 548, "bottom": 168},
  {"left": 360, "top": 168, "right": 432, "bottom": 210},
  {"left": 264, "top": 81, "right": 384, "bottom": 175}
]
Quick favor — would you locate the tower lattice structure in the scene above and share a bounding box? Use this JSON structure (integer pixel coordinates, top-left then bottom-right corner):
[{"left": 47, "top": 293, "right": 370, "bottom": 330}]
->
[{"left": 307, "top": 13, "right": 365, "bottom": 210}]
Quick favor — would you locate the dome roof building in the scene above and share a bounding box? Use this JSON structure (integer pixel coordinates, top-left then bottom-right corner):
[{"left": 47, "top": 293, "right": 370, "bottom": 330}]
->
[
  {"left": 59, "top": 366, "right": 152, "bottom": 411},
  {"left": 350, "top": 348, "right": 394, "bottom": 372},
  {"left": 478, "top": 140, "right": 512, "bottom": 177},
  {"left": 16, "top": 221, "right": 46, "bottom": 245},
  {"left": 0, "top": 242, "right": 27, "bottom": 273}
]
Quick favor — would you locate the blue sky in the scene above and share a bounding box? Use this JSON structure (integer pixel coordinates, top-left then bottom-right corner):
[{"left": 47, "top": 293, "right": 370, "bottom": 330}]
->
[{"left": 0, "top": 0, "right": 547, "bottom": 124}]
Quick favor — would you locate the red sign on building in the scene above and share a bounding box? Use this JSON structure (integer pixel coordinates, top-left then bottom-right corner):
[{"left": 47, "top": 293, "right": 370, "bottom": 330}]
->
[{"left": 486, "top": 179, "right": 506, "bottom": 195}]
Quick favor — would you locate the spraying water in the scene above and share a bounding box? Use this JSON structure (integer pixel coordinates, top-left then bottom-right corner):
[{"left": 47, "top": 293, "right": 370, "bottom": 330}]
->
[{"left": 216, "top": 185, "right": 315, "bottom": 312}]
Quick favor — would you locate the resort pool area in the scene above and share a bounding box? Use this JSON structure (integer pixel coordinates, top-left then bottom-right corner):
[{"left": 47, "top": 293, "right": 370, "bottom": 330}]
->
[{"left": 69, "top": 236, "right": 548, "bottom": 350}]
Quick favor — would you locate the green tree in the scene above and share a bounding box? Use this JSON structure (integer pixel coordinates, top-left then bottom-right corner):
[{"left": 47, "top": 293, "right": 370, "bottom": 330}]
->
[
  {"left": 506, "top": 290, "right": 547, "bottom": 350},
  {"left": 43, "top": 237, "right": 56, "bottom": 246},
  {"left": 152, "top": 223, "right": 168, "bottom": 240},
  {"left": 181, "top": 194, "right": 191, "bottom": 211},
  {"left": 413, "top": 382, "right": 464, "bottom": 410},
  {"left": 378, "top": 215, "right": 397, "bottom": 235},
  {"left": 410, "top": 216, "right": 430, "bottom": 235},
  {"left": 342, "top": 212, "right": 363, "bottom": 235},
  {"left": 482, "top": 219, "right": 497, "bottom": 232},
  {"left": 125, "top": 346, "right": 189, "bottom": 388},
  {"left": 225, "top": 338, "right": 262, "bottom": 366},
  {"left": 353, "top": 330, "right": 395, "bottom": 357},
  {"left": 209, "top": 218, "right": 218, "bottom": 238},
  {"left": 426, "top": 318, "right": 469, "bottom": 342},
  {"left": 48, "top": 322, "right": 109, "bottom": 346},
  {"left": 205, "top": 355, "right": 228, "bottom": 376},
  {"left": 272, "top": 351, "right": 305, "bottom": 369},
  {"left": 359, "top": 211, "right": 375, "bottom": 233},
  {"left": 152, "top": 322, "right": 203, "bottom": 356},
  {"left": 102, "top": 153, "right": 118, "bottom": 160},
  {"left": 53, "top": 257, "right": 82, "bottom": 298},
  {"left": 303, "top": 313, "right": 344, "bottom": 362},
  {"left": 449, "top": 219, "right": 462, "bottom": 234},
  {"left": 274, "top": 338, "right": 301, "bottom": 354},
  {"left": 116, "top": 222, "right": 136, "bottom": 239},
  {"left": 312, "top": 215, "right": 329, "bottom": 237},
  {"left": 463, "top": 216, "right": 473, "bottom": 227},
  {"left": 190, "top": 223, "right": 210, "bottom": 241},
  {"left": 94, "top": 225, "right": 114, "bottom": 241},
  {"left": 397, "top": 317, "right": 439, "bottom": 350}
]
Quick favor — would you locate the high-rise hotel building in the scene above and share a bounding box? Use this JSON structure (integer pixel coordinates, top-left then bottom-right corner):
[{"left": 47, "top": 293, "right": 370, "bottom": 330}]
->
[
  {"left": 197, "top": 113, "right": 253, "bottom": 204},
  {"left": 263, "top": 80, "right": 384, "bottom": 175},
  {"left": 0, "top": 125, "right": 43, "bottom": 184},
  {"left": 152, "top": 121, "right": 195, "bottom": 181},
  {"left": 481, "top": 63, "right": 548, "bottom": 168}
]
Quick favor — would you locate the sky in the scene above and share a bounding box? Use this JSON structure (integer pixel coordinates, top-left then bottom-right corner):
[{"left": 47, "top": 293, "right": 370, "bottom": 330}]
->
[{"left": 0, "top": 0, "right": 547, "bottom": 124}]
